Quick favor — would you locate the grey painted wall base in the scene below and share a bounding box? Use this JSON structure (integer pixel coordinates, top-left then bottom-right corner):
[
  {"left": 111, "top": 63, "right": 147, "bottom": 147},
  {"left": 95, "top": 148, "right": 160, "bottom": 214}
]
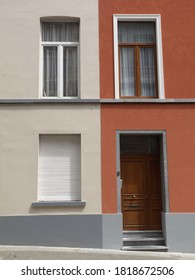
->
[
  {"left": 0, "top": 214, "right": 123, "bottom": 249},
  {"left": 102, "top": 214, "right": 123, "bottom": 249},
  {"left": 163, "top": 213, "right": 195, "bottom": 253}
]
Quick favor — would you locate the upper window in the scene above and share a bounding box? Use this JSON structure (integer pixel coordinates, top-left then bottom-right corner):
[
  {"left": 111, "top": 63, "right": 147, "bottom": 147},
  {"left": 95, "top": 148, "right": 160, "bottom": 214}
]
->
[
  {"left": 119, "top": 22, "right": 157, "bottom": 98},
  {"left": 41, "top": 21, "right": 79, "bottom": 98},
  {"left": 113, "top": 15, "right": 165, "bottom": 99}
]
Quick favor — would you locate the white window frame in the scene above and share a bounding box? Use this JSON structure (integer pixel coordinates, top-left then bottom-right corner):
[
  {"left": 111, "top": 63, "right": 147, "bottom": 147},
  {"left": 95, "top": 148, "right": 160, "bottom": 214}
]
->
[
  {"left": 113, "top": 14, "right": 165, "bottom": 99},
  {"left": 39, "top": 21, "right": 80, "bottom": 99}
]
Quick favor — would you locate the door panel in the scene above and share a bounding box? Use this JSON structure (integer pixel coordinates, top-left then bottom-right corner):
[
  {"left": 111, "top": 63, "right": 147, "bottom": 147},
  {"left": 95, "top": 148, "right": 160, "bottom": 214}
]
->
[
  {"left": 122, "top": 160, "right": 145, "bottom": 194},
  {"left": 123, "top": 209, "right": 146, "bottom": 229},
  {"left": 121, "top": 157, "right": 148, "bottom": 230},
  {"left": 121, "top": 155, "right": 162, "bottom": 230}
]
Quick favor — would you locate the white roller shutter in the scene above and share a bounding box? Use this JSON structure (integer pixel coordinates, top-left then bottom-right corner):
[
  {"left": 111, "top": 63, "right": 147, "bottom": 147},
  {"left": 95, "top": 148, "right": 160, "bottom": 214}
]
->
[{"left": 38, "top": 135, "right": 81, "bottom": 201}]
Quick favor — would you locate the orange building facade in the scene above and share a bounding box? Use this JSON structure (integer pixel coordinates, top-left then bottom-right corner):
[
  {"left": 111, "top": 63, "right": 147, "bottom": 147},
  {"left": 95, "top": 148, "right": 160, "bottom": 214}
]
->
[{"left": 100, "top": 0, "right": 195, "bottom": 252}]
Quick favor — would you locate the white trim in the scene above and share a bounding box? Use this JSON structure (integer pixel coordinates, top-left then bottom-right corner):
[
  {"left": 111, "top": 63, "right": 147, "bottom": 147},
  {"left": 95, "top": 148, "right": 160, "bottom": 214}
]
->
[
  {"left": 39, "top": 21, "right": 43, "bottom": 98},
  {"left": 42, "top": 42, "right": 79, "bottom": 46},
  {"left": 113, "top": 14, "right": 165, "bottom": 99},
  {"left": 58, "top": 45, "right": 63, "bottom": 97},
  {"left": 77, "top": 45, "right": 80, "bottom": 98},
  {"left": 113, "top": 16, "right": 119, "bottom": 99}
]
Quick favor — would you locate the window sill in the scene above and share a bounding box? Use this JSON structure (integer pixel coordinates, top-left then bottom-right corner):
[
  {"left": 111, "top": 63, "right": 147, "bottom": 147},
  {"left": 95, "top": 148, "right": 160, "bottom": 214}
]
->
[{"left": 31, "top": 201, "right": 86, "bottom": 207}]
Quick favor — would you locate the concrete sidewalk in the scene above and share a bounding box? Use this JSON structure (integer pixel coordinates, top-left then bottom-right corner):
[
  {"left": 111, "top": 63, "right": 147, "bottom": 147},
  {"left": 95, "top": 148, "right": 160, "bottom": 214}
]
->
[{"left": 0, "top": 246, "right": 195, "bottom": 260}]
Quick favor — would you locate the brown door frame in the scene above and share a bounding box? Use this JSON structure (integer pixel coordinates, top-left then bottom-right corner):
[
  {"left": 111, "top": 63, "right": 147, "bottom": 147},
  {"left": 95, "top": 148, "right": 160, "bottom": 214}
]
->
[{"left": 116, "top": 131, "right": 169, "bottom": 229}]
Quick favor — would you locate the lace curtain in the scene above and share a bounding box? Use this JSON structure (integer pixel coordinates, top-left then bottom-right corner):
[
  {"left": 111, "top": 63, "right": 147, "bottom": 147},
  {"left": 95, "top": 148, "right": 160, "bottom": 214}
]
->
[
  {"left": 43, "top": 46, "right": 57, "bottom": 96},
  {"left": 42, "top": 22, "right": 79, "bottom": 42}
]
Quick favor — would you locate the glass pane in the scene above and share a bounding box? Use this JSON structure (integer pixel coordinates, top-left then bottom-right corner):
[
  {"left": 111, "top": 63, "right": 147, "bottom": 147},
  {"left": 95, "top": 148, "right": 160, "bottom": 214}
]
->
[
  {"left": 120, "top": 47, "right": 135, "bottom": 97},
  {"left": 120, "top": 135, "right": 160, "bottom": 155},
  {"left": 118, "top": 22, "right": 156, "bottom": 43},
  {"left": 43, "top": 46, "right": 57, "bottom": 97},
  {"left": 140, "top": 48, "right": 156, "bottom": 97},
  {"left": 63, "top": 47, "right": 78, "bottom": 97},
  {"left": 42, "top": 22, "right": 79, "bottom": 42}
]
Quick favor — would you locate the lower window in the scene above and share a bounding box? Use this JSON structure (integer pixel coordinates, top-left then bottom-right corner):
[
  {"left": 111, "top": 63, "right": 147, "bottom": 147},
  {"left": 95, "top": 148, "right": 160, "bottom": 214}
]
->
[{"left": 38, "top": 134, "right": 81, "bottom": 201}]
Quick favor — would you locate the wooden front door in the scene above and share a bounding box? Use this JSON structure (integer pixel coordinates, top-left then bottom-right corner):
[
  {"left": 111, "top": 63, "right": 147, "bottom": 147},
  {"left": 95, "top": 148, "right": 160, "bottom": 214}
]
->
[{"left": 121, "top": 155, "right": 162, "bottom": 230}]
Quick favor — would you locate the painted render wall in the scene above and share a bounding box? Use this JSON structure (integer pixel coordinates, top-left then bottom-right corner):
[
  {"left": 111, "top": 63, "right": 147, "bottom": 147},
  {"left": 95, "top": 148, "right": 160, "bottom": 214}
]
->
[
  {"left": 98, "top": 0, "right": 195, "bottom": 252},
  {"left": 0, "top": 0, "right": 99, "bottom": 99},
  {"left": 0, "top": 0, "right": 115, "bottom": 248},
  {"left": 101, "top": 104, "right": 195, "bottom": 214},
  {"left": 0, "top": 0, "right": 102, "bottom": 215},
  {"left": 99, "top": 0, "right": 195, "bottom": 99},
  {"left": 0, "top": 104, "right": 101, "bottom": 215}
]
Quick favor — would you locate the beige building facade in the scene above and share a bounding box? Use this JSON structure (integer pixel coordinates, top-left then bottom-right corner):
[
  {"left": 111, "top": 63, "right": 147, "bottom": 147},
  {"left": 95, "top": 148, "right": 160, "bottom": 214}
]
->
[
  {"left": 0, "top": 0, "right": 122, "bottom": 249},
  {"left": 0, "top": 0, "right": 101, "bottom": 214},
  {"left": 0, "top": 104, "right": 101, "bottom": 215}
]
